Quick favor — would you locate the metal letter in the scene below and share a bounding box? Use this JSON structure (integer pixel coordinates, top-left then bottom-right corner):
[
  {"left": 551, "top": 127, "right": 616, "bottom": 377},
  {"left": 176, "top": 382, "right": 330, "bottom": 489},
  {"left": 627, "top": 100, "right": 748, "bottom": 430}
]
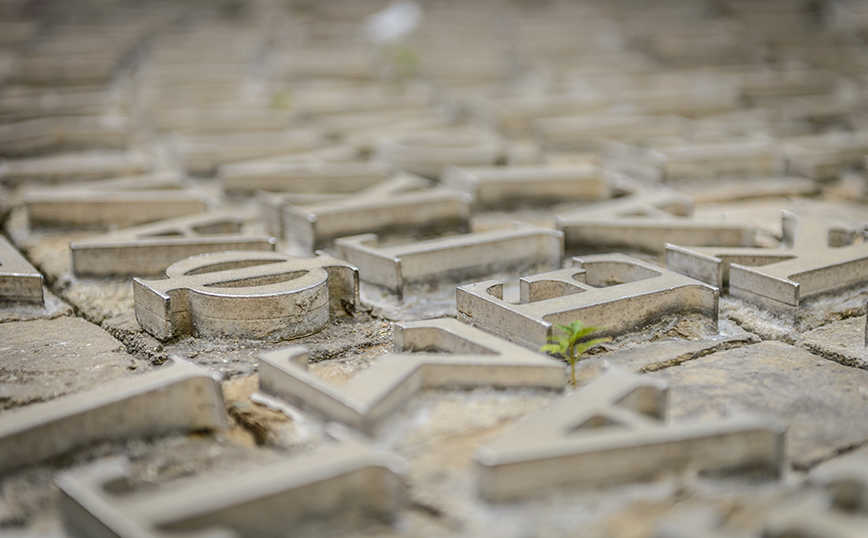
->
[
  {"left": 555, "top": 187, "right": 756, "bottom": 254},
  {"left": 269, "top": 174, "right": 471, "bottom": 252},
  {"left": 133, "top": 251, "right": 359, "bottom": 341},
  {"left": 440, "top": 164, "right": 613, "bottom": 210},
  {"left": 258, "top": 318, "right": 564, "bottom": 434},
  {"left": 0, "top": 151, "right": 153, "bottom": 187},
  {"left": 457, "top": 253, "right": 718, "bottom": 349},
  {"left": 26, "top": 190, "right": 207, "bottom": 228},
  {"left": 602, "top": 141, "right": 785, "bottom": 183},
  {"left": 0, "top": 358, "right": 228, "bottom": 475},
  {"left": 70, "top": 210, "right": 275, "bottom": 277},
  {"left": 533, "top": 115, "right": 688, "bottom": 150},
  {"left": 173, "top": 130, "right": 324, "bottom": 176},
  {"left": 476, "top": 368, "right": 785, "bottom": 501},
  {"left": 376, "top": 131, "right": 503, "bottom": 179},
  {"left": 221, "top": 161, "right": 392, "bottom": 195},
  {"left": 0, "top": 116, "right": 130, "bottom": 156},
  {"left": 57, "top": 440, "right": 405, "bottom": 538},
  {"left": 335, "top": 223, "right": 563, "bottom": 298},
  {"left": 0, "top": 235, "right": 43, "bottom": 304},
  {"left": 23, "top": 170, "right": 205, "bottom": 228},
  {"left": 784, "top": 130, "right": 868, "bottom": 181},
  {"left": 666, "top": 212, "right": 868, "bottom": 321}
]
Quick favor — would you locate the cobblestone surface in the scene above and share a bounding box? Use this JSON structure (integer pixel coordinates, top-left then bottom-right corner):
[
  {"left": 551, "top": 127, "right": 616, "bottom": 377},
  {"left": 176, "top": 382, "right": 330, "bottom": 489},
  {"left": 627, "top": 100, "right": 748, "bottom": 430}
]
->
[{"left": 2, "top": 0, "right": 868, "bottom": 537}]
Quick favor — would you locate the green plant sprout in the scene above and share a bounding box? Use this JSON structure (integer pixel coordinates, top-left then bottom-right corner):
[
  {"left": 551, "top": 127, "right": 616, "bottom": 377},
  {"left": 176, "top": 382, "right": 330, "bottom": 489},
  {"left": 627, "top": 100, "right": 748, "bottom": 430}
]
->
[
  {"left": 270, "top": 89, "right": 293, "bottom": 111},
  {"left": 540, "top": 321, "right": 611, "bottom": 389},
  {"left": 390, "top": 44, "right": 419, "bottom": 86}
]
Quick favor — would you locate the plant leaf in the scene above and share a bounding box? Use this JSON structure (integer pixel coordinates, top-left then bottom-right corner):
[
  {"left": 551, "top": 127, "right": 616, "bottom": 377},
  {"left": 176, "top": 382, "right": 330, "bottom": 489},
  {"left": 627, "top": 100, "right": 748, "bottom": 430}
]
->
[
  {"left": 573, "top": 337, "right": 612, "bottom": 355},
  {"left": 540, "top": 344, "right": 565, "bottom": 355},
  {"left": 553, "top": 323, "right": 574, "bottom": 336},
  {"left": 574, "top": 324, "right": 606, "bottom": 339},
  {"left": 545, "top": 334, "right": 569, "bottom": 347}
]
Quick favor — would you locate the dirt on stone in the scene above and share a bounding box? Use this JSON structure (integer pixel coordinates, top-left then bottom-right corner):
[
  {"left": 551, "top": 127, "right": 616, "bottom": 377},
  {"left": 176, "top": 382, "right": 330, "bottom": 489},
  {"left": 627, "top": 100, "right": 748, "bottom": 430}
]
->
[{"left": 0, "top": 316, "right": 149, "bottom": 410}]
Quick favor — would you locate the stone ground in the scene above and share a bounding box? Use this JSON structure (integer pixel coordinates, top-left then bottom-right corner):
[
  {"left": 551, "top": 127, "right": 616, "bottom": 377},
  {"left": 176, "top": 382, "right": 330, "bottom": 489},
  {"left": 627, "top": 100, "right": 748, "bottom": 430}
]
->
[{"left": 1, "top": 0, "right": 868, "bottom": 537}]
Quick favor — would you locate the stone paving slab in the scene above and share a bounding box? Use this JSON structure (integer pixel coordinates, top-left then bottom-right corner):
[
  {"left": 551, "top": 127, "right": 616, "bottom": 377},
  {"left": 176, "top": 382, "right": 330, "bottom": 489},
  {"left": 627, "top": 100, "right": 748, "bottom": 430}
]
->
[
  {"left": 573, "top": 327, "right": 760, "bottom": 386},
  {"left": 0, "top": 317, "right": 145, "bottom": 410},
  {"left": 797, "top": 314, "right": 868, "bottom": 370},
  {"left": 2, "top": 0, "right": 868, "bottom": 536},
  {"left": 653, "top": 341, "right": 868, "bottom": 470}
]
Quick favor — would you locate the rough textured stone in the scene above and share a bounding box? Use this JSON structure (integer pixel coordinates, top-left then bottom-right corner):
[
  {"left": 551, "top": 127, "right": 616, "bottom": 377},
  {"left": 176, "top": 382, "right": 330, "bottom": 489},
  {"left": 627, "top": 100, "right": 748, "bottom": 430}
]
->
[
  {"left": 0, "top": 317, "right": 145, "bottom": 410},
  {"left": 653, "top": 341, "right": 868, "bottom": 469},
  {"left": 798, "top": 315, "right": 868, "bottom": 370},
  {"left": 3, "top": 2, "right": 868, "bottom": 537},
  {"left": 162, "top": 312, "right": 394, "bottom": 380},
  {"left": 574, "top": 328, "right": 759, "bottom": 386}
]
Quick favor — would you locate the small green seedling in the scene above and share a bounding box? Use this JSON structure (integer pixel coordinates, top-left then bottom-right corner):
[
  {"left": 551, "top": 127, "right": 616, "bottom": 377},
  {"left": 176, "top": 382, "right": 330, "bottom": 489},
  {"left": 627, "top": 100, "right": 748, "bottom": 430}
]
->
[
  {"left": 540, "top": 320, "right": 611, "bottom": 388},
  {"left": 270, "top": 89, "right": 293, "bottom": 111},
  {"left": 390, "top": 44, "right": 419, "bottom": 86}
]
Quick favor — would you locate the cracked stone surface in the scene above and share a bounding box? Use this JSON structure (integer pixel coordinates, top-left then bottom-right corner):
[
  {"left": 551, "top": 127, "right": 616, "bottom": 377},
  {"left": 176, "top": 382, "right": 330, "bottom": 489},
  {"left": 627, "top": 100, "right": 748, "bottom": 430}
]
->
[
  {"left": 2, "top": 0, "right": 868, "bottom": 536},
  {"left": 654, "top": 341, "right": 868, "bottom": 470},
  {"left": 0, "top": 317, "right": 147, "bottom": 410},
  {"left": 797, "top": 315, "right": 868, "bottom": 370}
]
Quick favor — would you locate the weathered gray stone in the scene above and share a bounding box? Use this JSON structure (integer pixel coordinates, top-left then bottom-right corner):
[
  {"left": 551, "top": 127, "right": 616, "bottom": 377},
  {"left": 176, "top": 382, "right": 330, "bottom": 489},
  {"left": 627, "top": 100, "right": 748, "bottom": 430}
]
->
[
  {"left": 28, "top": 171, "right": 184, "bottom": 193},
  {"left": 622, "top": 84, "right": 740, "bottom": 118},
  {"left": 309, "top": 107, "right": 444, "bottom": 138},
  {"left": 734, "top": 68, "right": 840, "bottom": 102},
  {"left": 809, "top": 450, "right": 868, "bottom": 512},
  {"left": 0, "top": 317, "right": 142, "bottom": 410},
  {"left": 652, "top": 341, "right": 868, "bottom": 469},
  {"left": 287, "top": 84, "right": 431, "bottom": 115},
  {"left": 573, "top": 331, "right": 759, "bottom": 386},
  {"left": 797, "top": 315, "right": 868, "bottom": 370},
  {"left": 4, "top": 3, "right": 868, "bottom": 537},
  {"left": 279, "top": 49, "right": 378, "bottom": 80},
  {"left": 0, "top": 21, "right": 38, "bottom": 48}
]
